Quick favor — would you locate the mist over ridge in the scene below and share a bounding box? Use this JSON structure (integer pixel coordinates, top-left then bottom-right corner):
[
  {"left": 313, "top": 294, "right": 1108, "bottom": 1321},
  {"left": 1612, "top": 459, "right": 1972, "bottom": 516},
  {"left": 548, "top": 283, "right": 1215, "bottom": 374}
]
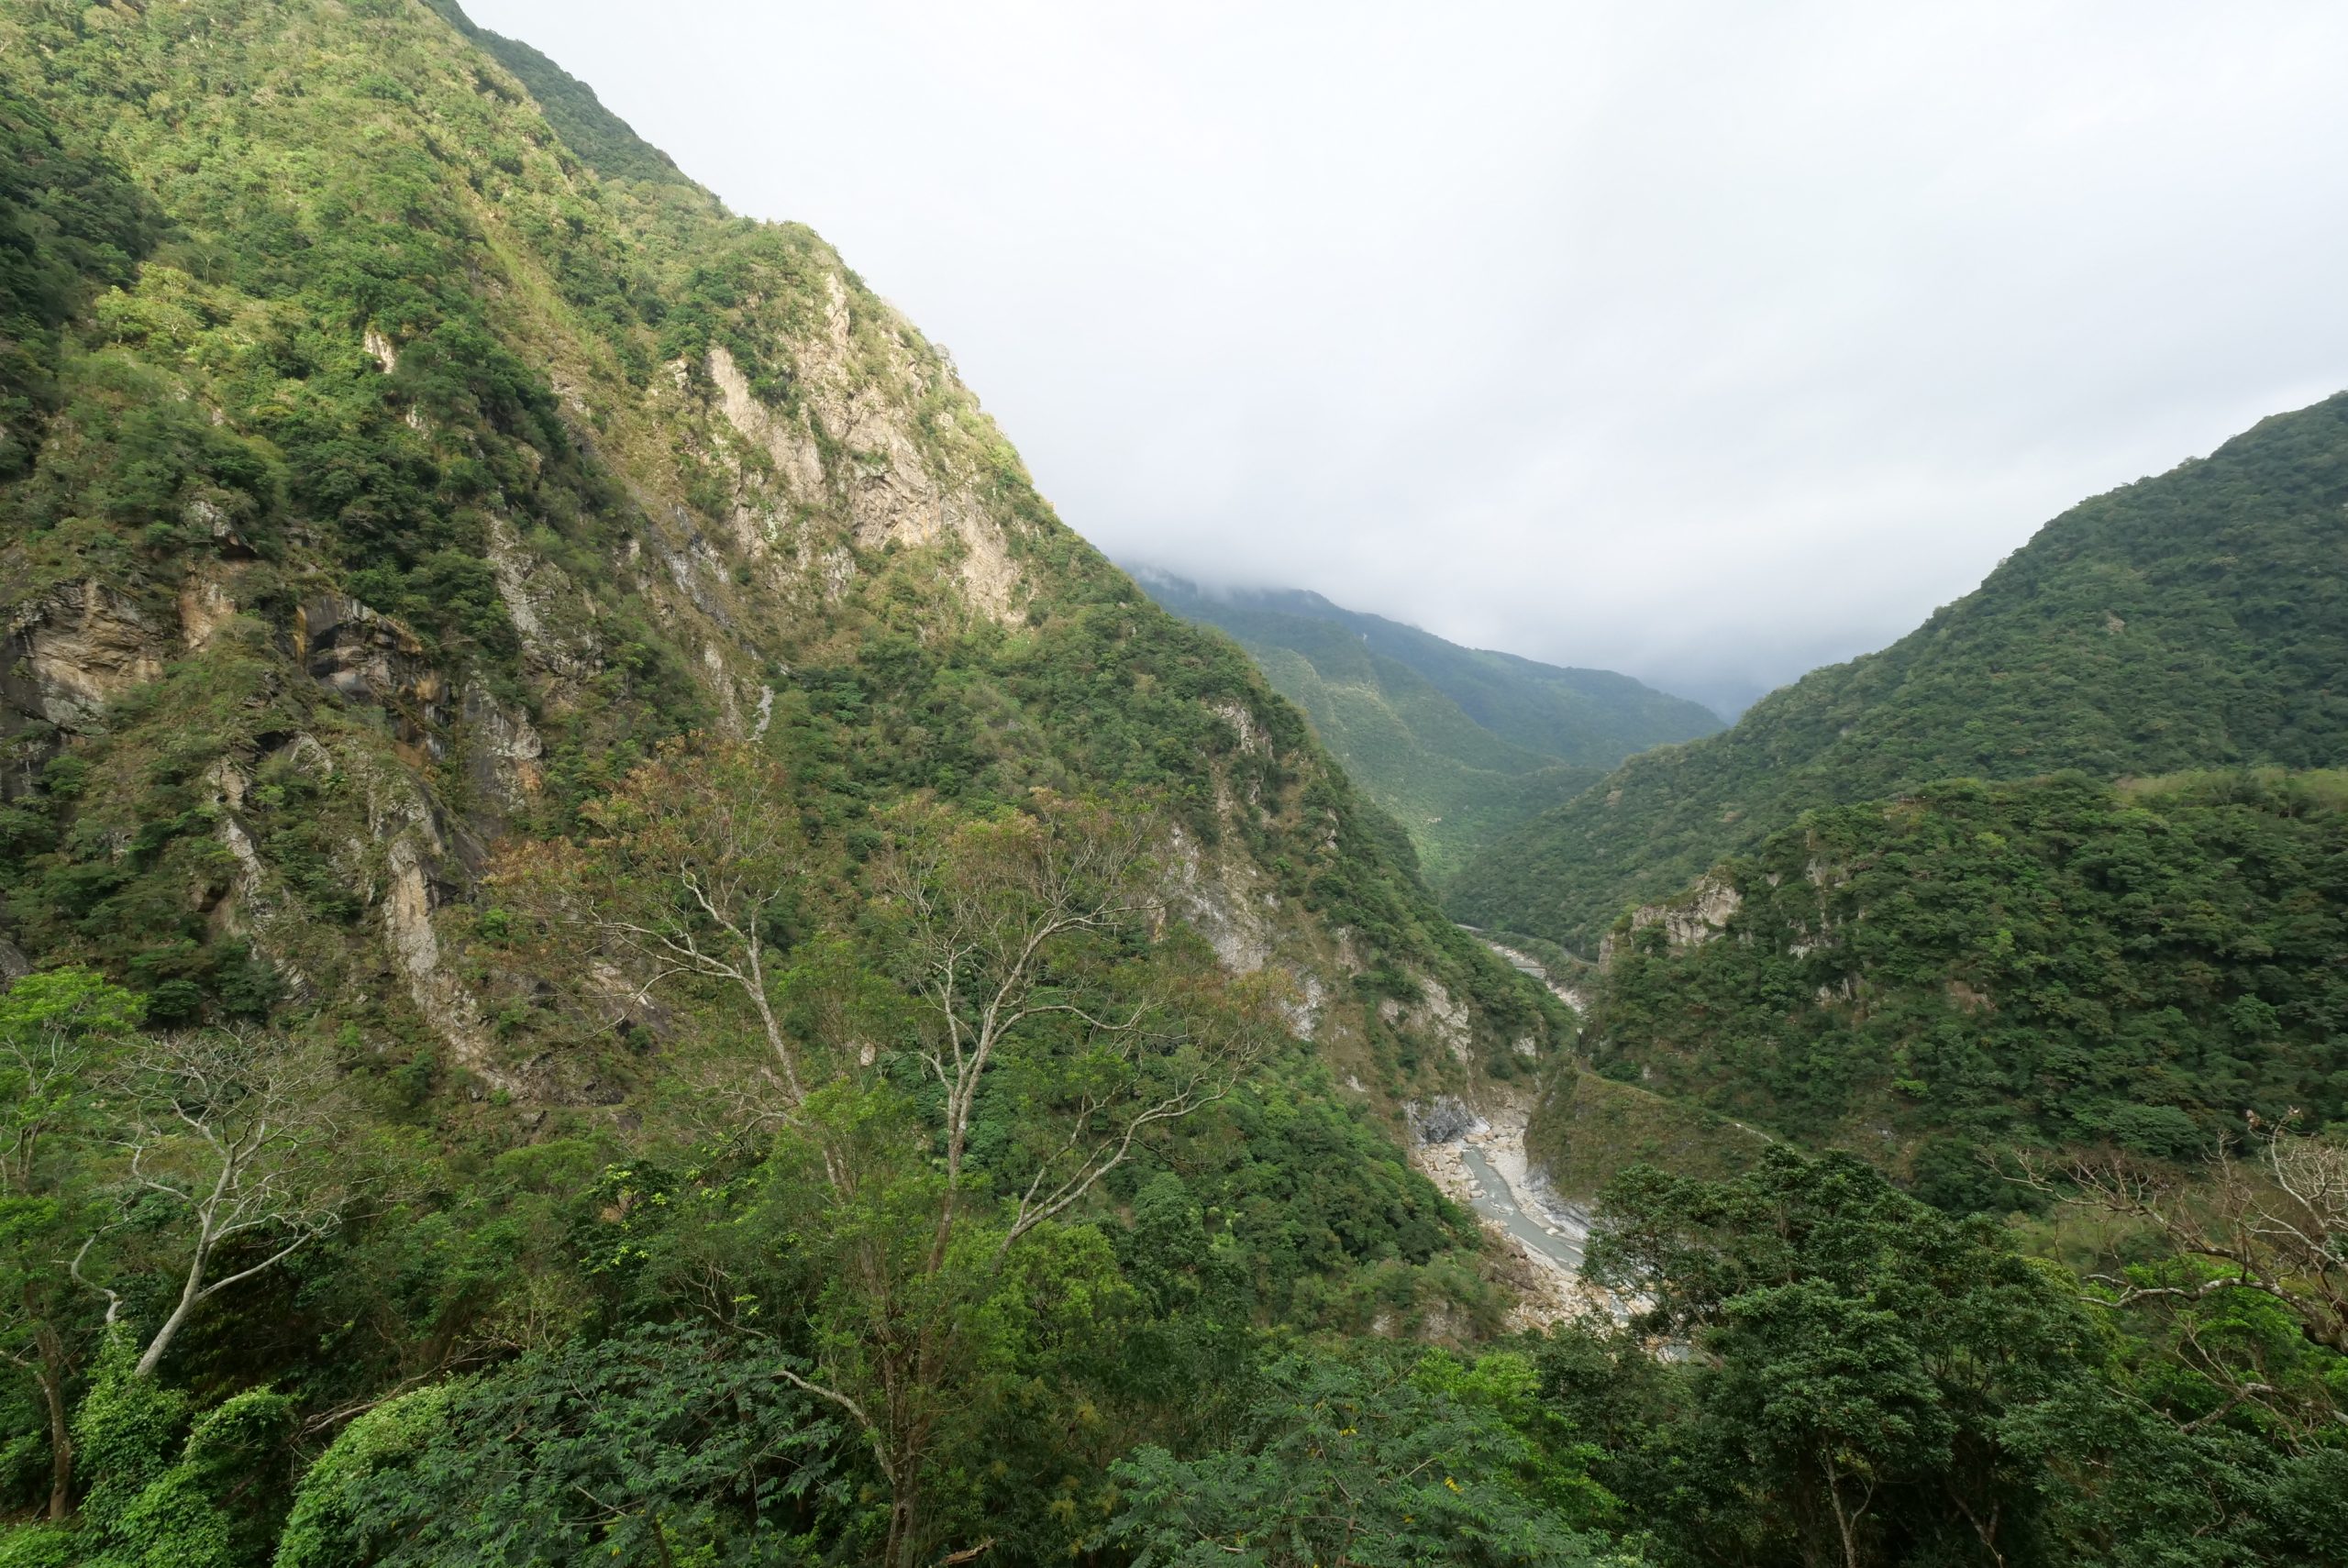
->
[{"left": 462, "top": 0, "right": 2348, "bottom": 706}]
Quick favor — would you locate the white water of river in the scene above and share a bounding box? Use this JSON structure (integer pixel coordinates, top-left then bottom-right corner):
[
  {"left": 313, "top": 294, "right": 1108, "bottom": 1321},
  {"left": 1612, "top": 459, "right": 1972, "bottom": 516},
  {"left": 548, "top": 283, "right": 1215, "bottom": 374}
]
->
[{"left": 1456, "top": 1142, "right": 1588, "bottom": 1274}]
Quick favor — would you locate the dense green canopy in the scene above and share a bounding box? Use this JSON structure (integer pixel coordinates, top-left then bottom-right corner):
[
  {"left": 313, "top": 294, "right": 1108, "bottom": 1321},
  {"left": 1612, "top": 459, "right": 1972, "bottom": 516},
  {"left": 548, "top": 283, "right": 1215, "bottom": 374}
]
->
[{"left": 1579, "top": 769, "right": 2348, "bottom": 1193}]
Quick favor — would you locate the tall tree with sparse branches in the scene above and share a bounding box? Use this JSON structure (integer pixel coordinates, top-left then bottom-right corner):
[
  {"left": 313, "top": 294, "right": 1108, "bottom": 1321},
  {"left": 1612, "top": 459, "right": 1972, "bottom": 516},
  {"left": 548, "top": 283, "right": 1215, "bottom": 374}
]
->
[
  {"left": 76, "top": 1027, "right": 346, "bottom": 1378},
  {"left": 787, "top": 794, "right": 1278, "bottom": 1568},
  {"left": 493, "top": 738, "right": 816, "bottom": 1103},
  {"left": 513, "top": 743, "right": 1279, "bottom": 1568}
]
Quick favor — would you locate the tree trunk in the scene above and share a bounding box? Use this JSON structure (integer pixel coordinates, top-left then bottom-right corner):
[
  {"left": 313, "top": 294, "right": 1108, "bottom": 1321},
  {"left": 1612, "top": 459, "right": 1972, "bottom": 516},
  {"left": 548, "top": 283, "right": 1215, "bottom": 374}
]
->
[
  {"left": 134, "top": 1247, "right": 208, "bottom": 1377},
  {"left": 886, "top": 1479, "right": 922, "bottom": 1568},
  {"left": 34, "top": 1324, "right": 70, "bottom": 1521},
  {"left": 1822, "top": 1449, "right": 1862, "bottom": 1568}
]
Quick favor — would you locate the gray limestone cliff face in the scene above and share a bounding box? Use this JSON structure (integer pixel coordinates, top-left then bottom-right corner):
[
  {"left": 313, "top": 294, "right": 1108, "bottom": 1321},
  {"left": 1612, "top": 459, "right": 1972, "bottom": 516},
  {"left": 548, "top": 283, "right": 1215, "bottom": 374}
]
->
[
  {"left": 0, "top": 555, "right": 556, "bottom": 1082},
  {"left": 700, "top": 267, "right": 1026, "bottom": 626},
  {"left": 4, "top": 580, "right": 169, "bottom": 737},
  {"left": 1598, "top": 871, "right": 1743, "bottom": 967}
]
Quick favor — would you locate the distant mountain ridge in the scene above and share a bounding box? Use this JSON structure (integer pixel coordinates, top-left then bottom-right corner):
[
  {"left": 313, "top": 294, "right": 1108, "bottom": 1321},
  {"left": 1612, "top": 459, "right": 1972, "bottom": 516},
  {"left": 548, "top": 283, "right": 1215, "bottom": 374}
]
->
[
  {"left": 1135, "top": 569, "right": 1722, "bottom": 880},
  {"left": 1449, "top": 392, "right": 2348, "bottom": 952}
]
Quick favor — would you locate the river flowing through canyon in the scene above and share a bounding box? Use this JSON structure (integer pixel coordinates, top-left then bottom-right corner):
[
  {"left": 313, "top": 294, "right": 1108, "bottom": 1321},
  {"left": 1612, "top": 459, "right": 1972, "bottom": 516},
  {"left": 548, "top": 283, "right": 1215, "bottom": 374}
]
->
[{"left": 1457, "top": 1141, "right": 1587, "bottom": 1273}]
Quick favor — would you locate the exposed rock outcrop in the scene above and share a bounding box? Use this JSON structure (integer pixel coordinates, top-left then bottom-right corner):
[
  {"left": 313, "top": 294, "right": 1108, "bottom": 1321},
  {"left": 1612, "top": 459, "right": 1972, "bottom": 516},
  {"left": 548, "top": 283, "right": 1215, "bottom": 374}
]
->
[
  {"left": 295, "top": 595, "right": 447, "bottom": 747},
  {"left": 461, "top": 686, "right": 546, "bottom": 821},
  {"left": 1163, "top": 822, "right": 1276, "bottom": 975},
  {"left": 485, "top": 515, "right": 600, "bottom": 690},
  {"left": 703, "top": 269, "right": 1026, "bottom": 624},
  {"left": 6, "top": 580, "right": 168, "bottom": 731},
  {"left": 1600, "top": 871, "right": 1742, "bottom": 967},
  {"left": 356, "top": 754, "right": 514, "bottom": 1092},
  {"left": 177, "top": 569, "right": 238, "bottom": 650},
  {"left": 1409, "top": 1094, "right": 1479, "bottom": 1144}
]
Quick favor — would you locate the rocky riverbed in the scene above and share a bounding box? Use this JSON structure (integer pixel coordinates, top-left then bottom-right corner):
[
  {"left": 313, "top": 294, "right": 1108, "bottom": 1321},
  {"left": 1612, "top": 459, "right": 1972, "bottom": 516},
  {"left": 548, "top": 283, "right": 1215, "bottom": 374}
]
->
[{"left": 1411, "top": 1096, "right": 1626, "bottom": 1330}]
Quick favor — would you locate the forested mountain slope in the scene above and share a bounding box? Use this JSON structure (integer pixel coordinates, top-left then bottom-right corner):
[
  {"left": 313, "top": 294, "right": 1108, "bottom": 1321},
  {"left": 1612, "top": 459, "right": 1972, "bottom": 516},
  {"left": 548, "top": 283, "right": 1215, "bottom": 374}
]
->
[
  {"left": 0, "top": 1, "right": 1580, "bottom": 1557},
  {"left": 1137, "top": 570, "right": 1720, "bottom": 880},
  {"left": 1578, "top": 769, "right": 2348, "bottom": 1200},
  {"left": 1451, "top": 396, "right": 2348, "bottom": 951},
  {"left": 419, "top": 0, "right": 698, "bottom": 189},
  {"left": 0, "top": 6, "right": 2342, "bottom": 1566},
  {"left": 0, "top": 0, "right": 1551, "bottom": 1094}
]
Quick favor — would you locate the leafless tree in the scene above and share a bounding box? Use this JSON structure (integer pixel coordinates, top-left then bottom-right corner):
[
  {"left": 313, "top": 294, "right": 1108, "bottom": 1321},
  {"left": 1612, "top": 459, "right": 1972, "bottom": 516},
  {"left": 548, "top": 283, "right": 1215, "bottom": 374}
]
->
[
  {"left": 791, "top": 795, "right": 1275, "bottom": 1568},
  {"left": 78, "top": 1028, "right": 347, "bottom": 1377},
  {"left": 2022, "top": 1116, "right": 2348, "bottom": 1431},
  {"left": 493, "top": 740, "right": 814, "bottom": 1101},
  {"left": 879, "top": 797, "right": 1164, "bottom": 1266}
]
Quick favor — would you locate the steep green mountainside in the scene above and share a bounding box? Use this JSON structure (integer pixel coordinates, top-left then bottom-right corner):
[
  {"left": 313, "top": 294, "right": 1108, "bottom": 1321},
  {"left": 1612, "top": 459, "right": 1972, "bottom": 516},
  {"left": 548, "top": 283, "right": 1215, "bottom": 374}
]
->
[
  {"left": 1577, "top": 769, "right": 2348, "bottom": 1202},
  {"left": 0, "top": 0, "right": 1555, "bottom": 1094},
  {"left": 0, "top": 8, "right": 2340, "bottom": 1565},
  {"left": 419, "top": 0, "right": 694, "bottom": 189},
  {"left": 1136, "top": 570, "right": 1720, "bottom": 880},
  {"left": 0, "top": 0, "right": 1596, "bottom": 1553},
  {"left": 1451, "top": 396, "right": 2348, "bottom": 951}
]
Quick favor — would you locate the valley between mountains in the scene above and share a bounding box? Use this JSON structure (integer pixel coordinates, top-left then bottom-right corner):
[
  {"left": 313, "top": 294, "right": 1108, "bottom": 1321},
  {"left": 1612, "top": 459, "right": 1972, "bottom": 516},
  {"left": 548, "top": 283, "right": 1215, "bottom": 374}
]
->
[{"left": 0, "top": 3, "right": 2340, "bottom": 1565}]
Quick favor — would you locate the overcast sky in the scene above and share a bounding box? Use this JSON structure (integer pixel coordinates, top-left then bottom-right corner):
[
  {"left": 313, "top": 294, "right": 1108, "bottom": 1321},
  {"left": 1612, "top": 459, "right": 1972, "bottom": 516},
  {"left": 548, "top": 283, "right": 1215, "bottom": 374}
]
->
[{"left": 466, "top": 0, "right": 2348, "bottom": 713}]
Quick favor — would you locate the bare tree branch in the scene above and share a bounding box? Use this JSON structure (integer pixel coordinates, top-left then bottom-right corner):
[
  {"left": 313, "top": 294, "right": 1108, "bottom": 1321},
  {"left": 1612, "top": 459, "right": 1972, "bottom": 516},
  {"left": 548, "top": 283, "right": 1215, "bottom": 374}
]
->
[
  {"left": 80, "top": 1027, "right": 348, "bottom": 1377},
  {"left": 2029, "top": 1117, "right": 2348, "bottom": 1435}
]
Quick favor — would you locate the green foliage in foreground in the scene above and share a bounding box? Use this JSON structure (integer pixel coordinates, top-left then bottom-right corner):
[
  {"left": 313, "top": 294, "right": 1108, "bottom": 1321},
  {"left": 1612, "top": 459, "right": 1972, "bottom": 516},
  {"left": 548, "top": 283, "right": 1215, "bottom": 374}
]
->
[
  {"left": 1565, "top": 1146, "right": 2348, "bottom": 1568},
  {"left": 1582, "top": 770, "right": 2348, "bottom": 1188},
  {"left": 0, "top": 755, "right": 1504, "bottom": 1566},
  {"left": 1136, "top": 574, "right": 1718, "bottom": 882},
  {"left": 0, "top": 977, "right": 2338, "bottom": 1568},
  {"left": 1452, "top": 393, "right": 2348, "bottom": 951},
  {"left": 1110, "top": 1349, "right": 1631, "bottom": 1567},
  {"left": 273, "top": 1327, "right": 838, "bottom": 1567}
]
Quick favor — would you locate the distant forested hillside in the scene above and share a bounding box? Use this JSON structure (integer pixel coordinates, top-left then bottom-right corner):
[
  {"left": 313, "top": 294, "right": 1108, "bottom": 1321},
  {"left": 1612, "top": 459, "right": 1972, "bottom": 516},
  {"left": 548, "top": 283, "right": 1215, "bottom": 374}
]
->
[
  {"left": 1138, "top": 570, "right": 1721, "bottom": 880},
  {"left": 1578, "top": 768, "right": 2348, "bottom": 1202},
  {"left": 1451, "top": 393, "right": 2348, "bottom": 951}
]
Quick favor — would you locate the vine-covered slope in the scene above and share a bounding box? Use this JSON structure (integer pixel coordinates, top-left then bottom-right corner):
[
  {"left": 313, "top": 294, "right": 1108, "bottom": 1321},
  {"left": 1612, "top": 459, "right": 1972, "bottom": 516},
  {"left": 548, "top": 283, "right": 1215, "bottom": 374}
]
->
[{"left": 1451, "top": 398, "right": 2348, "bottom": 951}]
